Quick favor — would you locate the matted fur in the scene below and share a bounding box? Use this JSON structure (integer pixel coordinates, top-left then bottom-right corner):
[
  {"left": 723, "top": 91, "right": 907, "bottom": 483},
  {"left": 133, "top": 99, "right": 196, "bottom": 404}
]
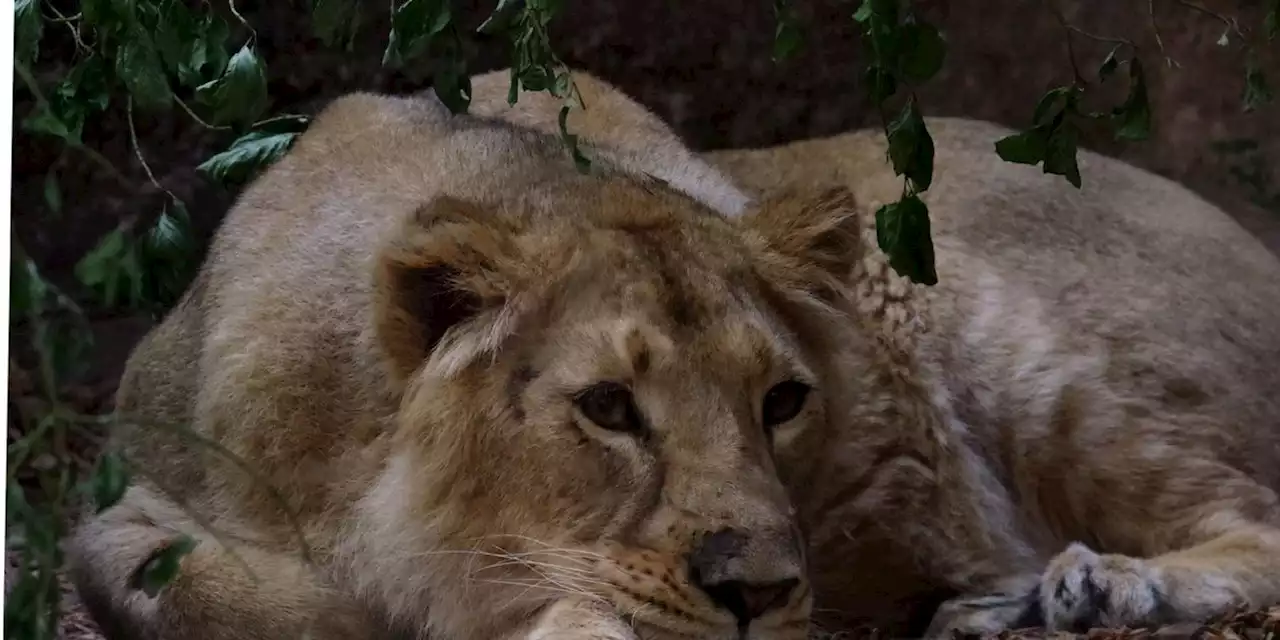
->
[{"left": 66, "top": 69, "right": 1280, "bottom": 640}]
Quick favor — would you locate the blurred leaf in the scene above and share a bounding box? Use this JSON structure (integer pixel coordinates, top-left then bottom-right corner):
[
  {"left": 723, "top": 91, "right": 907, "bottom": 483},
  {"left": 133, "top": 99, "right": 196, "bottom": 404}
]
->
[
  {"left": 558, "top": 105, "right": 591, "bottom": 173},
  {"left": 875, "top": 195, "right": 937, "bottom": 285},
  {"left": 383, "top": 0, "right": 452, "bottom": 68},
  {"left": 1044, "top": 122, "right": 1083, "bottom": 188},
  {"left": 478, "top": 0, "right": 523, "bottom": 35},
  {"left": 1266, "top": 0, "right": 1277, "bottom": 40},
  {"left": 995, "top": 127, "right": 1049, "bottom": 165},
  {"left": 115, "top": 32, "right": 174, "bottom": 110},
  {"left": 198, "top": 129, "right": 301, "bottom": 184},
  {"left": 23, "top": 55, "right": 114, "bottom": 146},
  {"left": 140, "top": 198, "right": 202, "bottom": 306},
  {"left": 1032, "top": 86, "right": 1075, "bottom": 127},
  {"left": 1098, "top": 45, "right": 1123, "bottom": 82},
  {"left": 1244, "top": 59, "right": 1273, "bottom": 112},
  {"left": 15, "top": 0, "right": 44, "bottom": 65},
  {"left": 1112, "top": 58, "right": 1151, "bottom": 142},
  {"left": 154, "top": 0, "right": 231, "bottom": 88},
  {"left": 857, "top": 0, "right": 902, "bottom": 69},
  {"left": 134, "top": 535, "right": 198, "bottom": 597},
  {"left": 91, "top": 452, "right": 130, "bottom": 513},
  {"left": 886, "top": 99, "right": 935, "bottom": 190},
  {"left": 11, "top": 257, "right": 48, "bottom": 318},
  {"left": 852, "top": 0, "right": 873, "bottom": 23},
  {"left": 312, "top": 0, "right": 358, "bottom": 45},
  {"left": 76, "top": 227, "right": 145, "bottom": 307},
  {"left": 23, "top": 106, "right": 81, "bottom": 145},
  {"left": 43, "top": 170, "right": 62, "bottom": 215},
  {"left": 52, "top": 318, "right": 95, "bottom": 382},
  {"left": 433, "top": 38, "right": 472, "bottom": 114},
  {"left": 196, "top": 44, "right": 269, "bottom": 126},
  {"left": 772, "top": 0, "right": 804, "bottom": 62},
  {"left": 899, "top": 20, "right": 945, "bottom": 83}
]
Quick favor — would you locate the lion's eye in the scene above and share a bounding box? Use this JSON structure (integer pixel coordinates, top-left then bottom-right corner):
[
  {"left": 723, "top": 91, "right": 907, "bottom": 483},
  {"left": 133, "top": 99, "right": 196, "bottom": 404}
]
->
[
  {"left": 574, "top": 382, "right": 644, "bottom": 433},
  {"left": 762, "top": 380, "right": 811, "bottom": 428}
]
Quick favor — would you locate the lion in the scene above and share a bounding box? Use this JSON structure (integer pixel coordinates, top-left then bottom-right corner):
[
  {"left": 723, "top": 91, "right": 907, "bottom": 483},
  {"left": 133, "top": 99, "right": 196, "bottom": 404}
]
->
[{"left": 66, "top": 68, "right": 1280, "bottom": 640}]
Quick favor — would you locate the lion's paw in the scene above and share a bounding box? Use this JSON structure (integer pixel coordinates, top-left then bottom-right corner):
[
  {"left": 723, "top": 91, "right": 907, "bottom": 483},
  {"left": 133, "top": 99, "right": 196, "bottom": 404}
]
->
[{"left": 1040, "top": 542, "right": 1164, "bottom": 632}]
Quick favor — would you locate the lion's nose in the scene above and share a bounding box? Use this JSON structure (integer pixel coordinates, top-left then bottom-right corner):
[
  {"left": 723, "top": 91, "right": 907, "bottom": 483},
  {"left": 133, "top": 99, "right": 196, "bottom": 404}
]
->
[{"left": 688, "top": 528, "right": 803, "bottom": 623}]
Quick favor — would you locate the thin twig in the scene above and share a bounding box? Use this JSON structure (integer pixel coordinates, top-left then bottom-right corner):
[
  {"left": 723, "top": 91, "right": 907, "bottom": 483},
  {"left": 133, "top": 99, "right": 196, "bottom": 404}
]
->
[
  {"left": 1064, "top": 24, "right": 1137, "bottom": 48},
  {"left": 127, "top": 98, "right": 178, "bottom": 202},
  {"left": 1043, "top": 0, "right": 1087, "bottom": 84},
  {"left": 175, "top": 96, "right": 230, "bottom": 131},
  {"left": 1174, "top": 0, "right": 1247, "bottom": 41},
  {"left": 1149, "top": 0, "right": 1182, "bottom": 68},
  {"left": 43, "top": 4, "right": 90, "bottom": 53},
  {"left": 226, "top": 0, "right": 256, "bottom": 39}
]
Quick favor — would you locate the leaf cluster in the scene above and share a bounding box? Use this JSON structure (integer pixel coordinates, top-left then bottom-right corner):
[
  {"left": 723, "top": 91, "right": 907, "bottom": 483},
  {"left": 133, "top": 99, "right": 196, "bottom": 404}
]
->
[{"left": 854, "top": 0, "right": 947, "bottom": 286}]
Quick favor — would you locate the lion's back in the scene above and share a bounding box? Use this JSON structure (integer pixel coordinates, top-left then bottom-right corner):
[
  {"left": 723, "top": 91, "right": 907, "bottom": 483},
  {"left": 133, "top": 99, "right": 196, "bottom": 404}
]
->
[{"left": 710, "top": 118, "right": 1280, "bottom": 481}]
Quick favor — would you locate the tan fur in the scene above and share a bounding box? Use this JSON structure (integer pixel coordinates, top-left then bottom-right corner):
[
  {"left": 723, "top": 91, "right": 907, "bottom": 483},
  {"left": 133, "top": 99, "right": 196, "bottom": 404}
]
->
[
  {"left": 709, "top": 119, "right": 1280, "bottom": 636},
  {"left": 67, "top": 69, "right": 1280, "bottom": 640}
]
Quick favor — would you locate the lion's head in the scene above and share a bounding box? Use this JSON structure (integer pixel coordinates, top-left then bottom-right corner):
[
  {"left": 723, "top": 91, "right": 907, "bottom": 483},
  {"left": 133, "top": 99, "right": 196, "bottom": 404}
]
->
[{"left": 345, "top": 166, "right": 863, "bottom": 640}]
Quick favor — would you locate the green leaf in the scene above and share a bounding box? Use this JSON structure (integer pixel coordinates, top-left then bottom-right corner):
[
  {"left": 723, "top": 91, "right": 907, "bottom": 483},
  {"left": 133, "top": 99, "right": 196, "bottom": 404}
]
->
[
  {"left": 886, "top": 99, "right": 935, "bottom": 191},
  {"left": 478, "top": 0, "right": 523, "bottom": 35},
  {"left": 23, "top": 105, "right": 81, "bottom": 145},
  {"left": 507, "top": 67, "right": 520, "bottom": 105},
  {"left": 995, "top": 127, "right": 1049, "bottom": 165},
  {"left": 772, "top": 1, "right": 804, "bottom": 62},
  {"left": 1112, "top": 59, "right": 1151, "bottom": 142},
  {"left": 899, "top": 20, "right": 946, "bottom": 83},
  {"left": 197, "top": 129, "right": 301, "bottom": 184},
  {"left": 1244, "top": 59, "right": 1273, "bottom": 113},
  {"left": 433, "top": 51, "right": 472, "bottom": 115},
  {"left": 115, "top": 33, "right": 174, "bottom": 110},
  {"left": 383, "top": 0, "right": 452, "bottom": 68},
  {"left": 558, "top": 105, "right": 591, "bottom": 173},
  {"left": 852, "top": 0, "right": 873, "bottom": 23},
  {"left": 91, "top": 451, "right": 130, "bottom": 513},
  {"left": 15, "top": 0, "right": 44, "bottom": 65},
  {"left": 153, "top": 1, "right": 230, "bottom": 89},
  {"left": 22, "top": 55, "right": 114, "bottom": 147},
  {"left": 874, "top": 195, "right": 937, "bottom": 285},
  {"left": 196, "top": 44, "right": 269, "bottom": 126},
  {"left": 134, "top": 535, "right": 198, "bottom": 597},
  {"left": 519, "top": 66, "right": 552, "bottom": 92},
  {"left": 1032, "top": 86, "right": 1075, "bottom": 127},
  {"left": 1098, "top": 45, "right": 1123, "bottom": 82},
  {"left": 1043, "top": 122, "right": 1083, "bottom": 188},
  {"left": 312, "top": 0, "right": 358, "bottom": 45},
  {"left": 140, "top": 198, "right": 201, "bottom": 306},
  {"left": 44, "top": 169, "right": 62, "bottom": 215}
]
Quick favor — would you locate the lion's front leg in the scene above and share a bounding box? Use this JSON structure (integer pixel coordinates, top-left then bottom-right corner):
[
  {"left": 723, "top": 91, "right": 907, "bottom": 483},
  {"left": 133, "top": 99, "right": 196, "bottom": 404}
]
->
[
  {"left": 67, "top": 484, "right": 383, "bottom": 640},
  {"left": 1038, "top": 523, "right": 1280, "bottom": 632},
  {"left": 522, "top": 599, "right": 638, "bottom": 640}
]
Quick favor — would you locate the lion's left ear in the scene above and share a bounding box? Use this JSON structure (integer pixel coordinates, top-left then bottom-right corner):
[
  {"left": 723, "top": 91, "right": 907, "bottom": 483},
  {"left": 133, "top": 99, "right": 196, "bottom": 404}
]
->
[
  {"left": 373, "top": 195, "right": 525, "bottom": 385},
  {"left": 739, "top": 186, "right": 866, "bottom": 301}
]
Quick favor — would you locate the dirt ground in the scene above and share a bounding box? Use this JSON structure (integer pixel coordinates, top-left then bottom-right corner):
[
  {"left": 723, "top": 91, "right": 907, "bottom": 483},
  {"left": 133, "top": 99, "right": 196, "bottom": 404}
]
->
[{"left": 8, "top": 1, "right": 1280, "bottom": 638}]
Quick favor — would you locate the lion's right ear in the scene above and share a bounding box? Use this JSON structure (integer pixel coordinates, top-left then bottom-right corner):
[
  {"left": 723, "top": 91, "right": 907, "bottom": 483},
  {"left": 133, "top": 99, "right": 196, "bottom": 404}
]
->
[{"left": 373, "top": 196, "right": 522, "bottom": 384}]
